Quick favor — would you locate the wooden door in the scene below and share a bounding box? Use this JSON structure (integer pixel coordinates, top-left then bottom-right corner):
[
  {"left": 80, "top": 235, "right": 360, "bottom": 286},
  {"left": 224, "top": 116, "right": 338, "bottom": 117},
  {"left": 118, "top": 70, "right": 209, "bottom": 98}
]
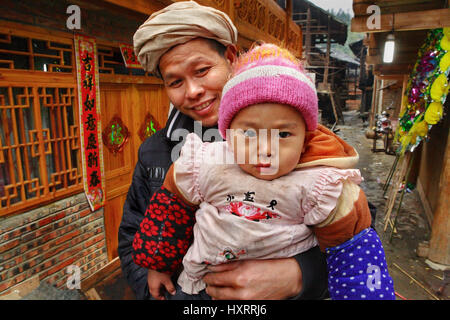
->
[
  {"left": 99, "top": 81, "right": 169, "bottom": 261},
  {"left": 100, "top": 83, "right": 133, "bottom": 261}
]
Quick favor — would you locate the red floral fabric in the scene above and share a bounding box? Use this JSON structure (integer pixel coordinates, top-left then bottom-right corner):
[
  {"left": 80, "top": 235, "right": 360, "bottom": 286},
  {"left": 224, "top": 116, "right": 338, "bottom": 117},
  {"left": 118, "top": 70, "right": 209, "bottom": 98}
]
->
[{"left": 132, "top": 186, "right": 197, "bottom": 274}]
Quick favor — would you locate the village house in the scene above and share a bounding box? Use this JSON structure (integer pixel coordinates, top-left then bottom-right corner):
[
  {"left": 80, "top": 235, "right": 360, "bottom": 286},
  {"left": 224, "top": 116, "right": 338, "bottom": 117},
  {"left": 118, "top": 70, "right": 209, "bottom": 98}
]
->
[
  {"left": 0, "top": 0, "right": 302, "bottom": 298},
  {"left": 351, "top": 0, "right": 449, "bottom": 270},
  {"left": 0, "top": 0, "right": 448, "bottom": 300}
]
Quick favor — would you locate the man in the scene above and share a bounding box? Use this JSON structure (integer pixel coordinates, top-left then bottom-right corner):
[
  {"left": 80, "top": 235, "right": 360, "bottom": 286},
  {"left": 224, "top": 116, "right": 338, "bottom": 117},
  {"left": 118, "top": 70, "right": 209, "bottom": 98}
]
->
[{"left": 118, "top": 1, "right": 328, "bottom": 300}]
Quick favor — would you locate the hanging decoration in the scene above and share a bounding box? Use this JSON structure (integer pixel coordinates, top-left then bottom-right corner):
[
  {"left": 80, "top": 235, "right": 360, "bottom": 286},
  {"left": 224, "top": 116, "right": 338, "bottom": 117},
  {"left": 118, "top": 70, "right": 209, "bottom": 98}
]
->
[
  {"left": 74, "top": 34, "right": 106, "bottom": 211},
  {"left": 119, "top": 43, "right": 142, "bottom": 69},
  {"left": 395, "top": 28, "right": 450, "bottom": 155},
  {"left": 102, "top": 116, "right": 130, "bottom": 154},
  {"left": 138, "top": 113, "right": 161, "bottom": 142}
]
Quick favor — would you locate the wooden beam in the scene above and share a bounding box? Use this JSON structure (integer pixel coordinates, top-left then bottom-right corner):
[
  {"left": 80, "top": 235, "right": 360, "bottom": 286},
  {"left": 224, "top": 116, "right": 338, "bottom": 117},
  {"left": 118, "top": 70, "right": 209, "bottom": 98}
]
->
[
  {"left": 308, "top": 30, "right": 346, "bottom": 35},
  {"left": 366, "top": 50, "right": 420, "bottom": 66},
  {"left": 99, "top": 0, "right": 168, "bottom": 15},
  {"left": 322, "top": 17, "right": 331, "bottom": 85},
  {"left": 286, "top": 0, "right": 293, "bottom": 50},
  {"left": 428, "top": 129, "right": 450, "bottom": 266},
  {"left": 351, "top": 8, "right": 450, "bottom": 33},
  {"left": 304, "top": 7, "right": 312, "bottom": 62},
  {"left": 374, "top": 63, "right": 413, "bottom": 76},
  {"left": 80, "top": 257, "right": 121, "bottom": 292},
  {"left": 353, "top": 0, "right": 446, "bottom": 16},
  {"left": 84, "top": 288, "right": 102, "bottom": 300}
]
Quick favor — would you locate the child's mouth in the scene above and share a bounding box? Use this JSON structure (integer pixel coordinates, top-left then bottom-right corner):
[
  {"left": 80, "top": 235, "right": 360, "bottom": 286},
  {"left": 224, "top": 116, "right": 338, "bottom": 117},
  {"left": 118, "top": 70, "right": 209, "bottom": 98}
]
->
[{"left": 255, "top": 163, "right": 271, "bottom": 168}]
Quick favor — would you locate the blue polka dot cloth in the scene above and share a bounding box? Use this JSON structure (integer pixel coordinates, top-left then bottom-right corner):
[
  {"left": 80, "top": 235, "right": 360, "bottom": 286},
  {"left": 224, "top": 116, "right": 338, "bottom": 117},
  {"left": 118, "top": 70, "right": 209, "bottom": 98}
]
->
[{"left": 325, "top": 228, "right": 395, "bottom": 300}]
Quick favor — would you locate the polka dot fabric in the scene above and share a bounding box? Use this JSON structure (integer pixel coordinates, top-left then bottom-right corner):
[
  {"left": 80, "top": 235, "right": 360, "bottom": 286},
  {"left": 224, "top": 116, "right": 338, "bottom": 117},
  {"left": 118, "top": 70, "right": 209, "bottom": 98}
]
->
[{"left": 326, "top": 228, "right": 395, "bottom": 300}]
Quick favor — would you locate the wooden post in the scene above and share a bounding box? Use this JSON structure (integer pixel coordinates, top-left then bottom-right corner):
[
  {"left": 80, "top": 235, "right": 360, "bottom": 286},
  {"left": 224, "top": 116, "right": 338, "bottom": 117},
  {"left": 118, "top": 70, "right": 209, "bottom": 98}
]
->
[
  {"left": 369, "top": 76, "right": 378, "bottom": 128},
  {"left": 427, "top": 131, "right": 450, "bottom": 266},
  {"left": 323, "top": 16, "right": 331, "bottom": 85},
  {"left": 227, "top": 0, "right": 235, "bottom": 24},
  {"left": 305, "top": 7, "right": 311, "bottom": 63},
  {"left": 285, "top": 0, "right": 293, "bottom": 47}
]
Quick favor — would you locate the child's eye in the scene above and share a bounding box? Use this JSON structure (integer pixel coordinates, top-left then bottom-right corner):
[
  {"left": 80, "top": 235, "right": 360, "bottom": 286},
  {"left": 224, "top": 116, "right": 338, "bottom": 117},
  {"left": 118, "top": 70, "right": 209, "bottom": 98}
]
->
[
  {"left": 243, "top": 129, "right": 257, "bottom": 137},
  {"left": 279, "top": 131, "right": 291, "bottom": 138}
]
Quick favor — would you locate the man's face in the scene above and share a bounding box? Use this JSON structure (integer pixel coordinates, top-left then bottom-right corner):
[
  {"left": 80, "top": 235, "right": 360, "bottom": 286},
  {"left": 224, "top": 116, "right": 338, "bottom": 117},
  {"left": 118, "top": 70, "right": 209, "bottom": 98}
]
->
[
  {"left": 159, "top": 38, "right": 235, "bottom": 127},
  {"left": 228, "top": 103, "right": 307, "bottom": 181}
]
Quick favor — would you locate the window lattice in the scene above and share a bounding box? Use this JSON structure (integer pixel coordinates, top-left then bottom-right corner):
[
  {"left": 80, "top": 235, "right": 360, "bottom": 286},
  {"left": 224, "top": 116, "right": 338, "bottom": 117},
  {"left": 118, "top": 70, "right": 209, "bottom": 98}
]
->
[
  {"left": 0, "top": 33, "right": 73, "bottom": 73},
  {"left": 98, "top": 46, "right": 148, "bottom": 76},
  {"left": 0, "top": 29, "right": 151, "bottom": 216},
  {"left": 0, "top": 33, "right": 147, "bottom": 76},
  {"left": 0, "top": 85, "right": 82, "bottom": 213}
]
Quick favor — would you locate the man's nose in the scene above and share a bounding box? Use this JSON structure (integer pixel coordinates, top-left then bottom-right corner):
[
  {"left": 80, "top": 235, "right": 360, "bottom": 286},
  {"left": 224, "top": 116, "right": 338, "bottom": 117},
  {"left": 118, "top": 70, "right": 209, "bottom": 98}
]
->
[{"left": 185, "top": 79, "right": 204, "bottom": 99}]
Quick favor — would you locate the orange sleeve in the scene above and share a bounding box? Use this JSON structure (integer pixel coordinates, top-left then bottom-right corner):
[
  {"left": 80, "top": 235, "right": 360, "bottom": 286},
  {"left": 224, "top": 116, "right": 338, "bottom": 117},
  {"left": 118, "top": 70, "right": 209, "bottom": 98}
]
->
[
  {"left": 313, "top": 188, "right": 372, "bottom": 252},
  {"left": 163, "top": 164, "right": 198, "bottom": 207}
]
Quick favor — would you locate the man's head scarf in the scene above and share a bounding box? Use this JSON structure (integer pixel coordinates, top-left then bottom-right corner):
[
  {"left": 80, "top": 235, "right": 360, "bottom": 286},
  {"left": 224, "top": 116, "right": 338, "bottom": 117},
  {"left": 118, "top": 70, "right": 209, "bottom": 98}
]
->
[{"left": 133, "top": 1, "right": 238, "bottom": 78}]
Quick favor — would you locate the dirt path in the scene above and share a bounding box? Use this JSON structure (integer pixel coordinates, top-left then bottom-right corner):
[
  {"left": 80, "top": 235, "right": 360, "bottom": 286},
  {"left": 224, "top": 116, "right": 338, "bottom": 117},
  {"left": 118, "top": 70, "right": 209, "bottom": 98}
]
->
[{"left": 336, "top": 110, "right": 448, "bottom": 300}]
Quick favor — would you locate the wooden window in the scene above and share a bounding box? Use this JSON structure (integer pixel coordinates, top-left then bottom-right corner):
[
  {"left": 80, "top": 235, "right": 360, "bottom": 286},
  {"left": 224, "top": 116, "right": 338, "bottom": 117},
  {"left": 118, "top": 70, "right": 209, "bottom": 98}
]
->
[
  {"left": 0, "top": 25, "right": 153, "bottom": 216},
  {"left": 0, "top": 84, "right": 83, "bottom": 216},
  {"left": 98, "top": 46, "right": 149, "bottom": 77},
  {"left": 0, "top": 33, "right": 74, "bottom": 73}
]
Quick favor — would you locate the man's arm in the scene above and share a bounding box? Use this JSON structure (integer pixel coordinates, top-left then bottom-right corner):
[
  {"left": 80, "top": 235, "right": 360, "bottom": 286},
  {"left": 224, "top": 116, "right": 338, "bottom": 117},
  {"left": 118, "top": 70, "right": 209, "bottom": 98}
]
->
[
  {"left": 203, "top": 246, "right": 328, "bottom": 300},
  {"left": 118, "top": 155, "right": 152, "bottom": 300}
]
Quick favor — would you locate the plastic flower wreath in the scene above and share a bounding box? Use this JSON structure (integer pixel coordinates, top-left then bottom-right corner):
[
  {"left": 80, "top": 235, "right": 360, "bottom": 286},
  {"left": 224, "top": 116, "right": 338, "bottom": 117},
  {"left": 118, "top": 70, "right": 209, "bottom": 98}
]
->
[{"left": 395, "top": 27, "right": 450, "bottom": 155}]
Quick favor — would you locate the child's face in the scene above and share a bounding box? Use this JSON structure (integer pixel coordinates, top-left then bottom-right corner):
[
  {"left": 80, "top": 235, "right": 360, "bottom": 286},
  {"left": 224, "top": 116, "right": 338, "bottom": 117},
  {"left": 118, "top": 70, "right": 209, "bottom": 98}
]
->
[{"left": 228, "top": 103, "right": 307, "bottom": 180}]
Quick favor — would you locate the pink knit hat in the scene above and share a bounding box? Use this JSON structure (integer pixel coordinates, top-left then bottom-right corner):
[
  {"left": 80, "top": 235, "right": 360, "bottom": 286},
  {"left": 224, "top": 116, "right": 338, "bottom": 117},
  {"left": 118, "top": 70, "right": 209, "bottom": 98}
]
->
[{"left": 218, "top": 43, "right": 318, "bottom": 138}]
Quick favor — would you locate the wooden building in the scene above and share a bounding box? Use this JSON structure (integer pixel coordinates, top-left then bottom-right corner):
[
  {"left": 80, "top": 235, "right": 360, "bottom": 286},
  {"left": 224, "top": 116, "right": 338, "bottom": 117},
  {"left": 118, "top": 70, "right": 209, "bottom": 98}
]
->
[
  {"left": 351, "top": 0, "right": 450, "bottom": 268},
  {"left": 291, "top": 0, "right": 360, "bottom": 125},
  {"left": 0, "top": 0, "right": 302, "bottom": 297}
]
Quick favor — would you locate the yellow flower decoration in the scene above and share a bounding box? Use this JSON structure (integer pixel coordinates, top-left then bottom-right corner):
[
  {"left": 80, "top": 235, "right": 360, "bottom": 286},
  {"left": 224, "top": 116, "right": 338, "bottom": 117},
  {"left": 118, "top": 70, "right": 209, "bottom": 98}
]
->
[
  {"left": 410, "top": 119, "right": 429, "bottom": 137},
  {"left": 400, "top": 134, "right": 412, "bottom": 149},
  {"left": 442, "top": 28, "right": 450, "bottom": 51},
  {"left": 440, "top": 52, "right": 450, "bottom": 72},
  {"left": 444, "top": 27, "right": 450, "bottom": 39},
  {"left": 442, "top": 35, "right": 450, "bottom": 51},
  {"left": 424, "top": 102, "right": 444, "bottom": 124},
  {"left": 430, "top": 73, "right": 449, "bottom": 101}
]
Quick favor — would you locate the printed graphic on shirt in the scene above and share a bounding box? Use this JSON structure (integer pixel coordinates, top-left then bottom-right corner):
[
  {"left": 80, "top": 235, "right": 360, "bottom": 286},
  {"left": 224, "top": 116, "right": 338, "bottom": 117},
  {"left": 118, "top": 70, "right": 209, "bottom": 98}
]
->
[
  {"left": 224, "top": 191, "right": 279, "bottom": 222},
  {"left": 219, "top": 247, "right": 247, "bottom": 261},
  {"left": 225, "top": 202, "right": 280, "bottom": 222}
]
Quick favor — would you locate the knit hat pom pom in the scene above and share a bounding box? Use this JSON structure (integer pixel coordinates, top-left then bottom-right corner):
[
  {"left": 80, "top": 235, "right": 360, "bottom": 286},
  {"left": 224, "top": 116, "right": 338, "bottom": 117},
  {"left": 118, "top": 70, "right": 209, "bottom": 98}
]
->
[
  {"left": 233, "top": 43, "right": 306, "bottom": 75},
  {"left": 219, "top": 42, "right": 318, "bottom": 138}
]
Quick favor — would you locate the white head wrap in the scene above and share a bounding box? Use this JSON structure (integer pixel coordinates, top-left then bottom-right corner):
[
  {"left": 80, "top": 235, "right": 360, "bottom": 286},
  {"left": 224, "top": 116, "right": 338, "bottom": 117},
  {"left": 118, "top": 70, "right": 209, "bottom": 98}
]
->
[{"left": 133, "top": 1, "right": 238, "bottom": 77}]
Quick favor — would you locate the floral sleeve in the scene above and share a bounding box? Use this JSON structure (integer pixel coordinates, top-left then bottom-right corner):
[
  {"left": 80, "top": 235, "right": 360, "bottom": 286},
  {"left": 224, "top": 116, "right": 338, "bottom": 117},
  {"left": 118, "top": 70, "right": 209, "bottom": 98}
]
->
[{"left": 132, "top": 186, "right": 197, "bottom": 274}]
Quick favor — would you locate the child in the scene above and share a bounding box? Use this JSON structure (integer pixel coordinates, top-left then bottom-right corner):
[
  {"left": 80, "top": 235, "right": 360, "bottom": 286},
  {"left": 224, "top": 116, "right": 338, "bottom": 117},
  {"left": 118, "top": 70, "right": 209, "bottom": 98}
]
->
[{"left": 132, "top": 44, "right": 395, "bottom": 300}]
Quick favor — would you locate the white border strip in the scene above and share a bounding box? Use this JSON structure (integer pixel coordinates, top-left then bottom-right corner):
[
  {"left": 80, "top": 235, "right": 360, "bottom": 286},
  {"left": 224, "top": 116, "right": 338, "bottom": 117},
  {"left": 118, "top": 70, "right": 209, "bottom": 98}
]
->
[{"left": 222, "top": 65, "right": 316, "bottom": 97}]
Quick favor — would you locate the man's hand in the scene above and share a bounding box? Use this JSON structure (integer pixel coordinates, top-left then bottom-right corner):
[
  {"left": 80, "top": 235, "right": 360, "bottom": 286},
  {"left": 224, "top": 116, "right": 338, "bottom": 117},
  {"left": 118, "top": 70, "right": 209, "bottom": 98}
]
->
[
  {"left": 202, "top": 258, "right": 302, "bottom": 300},
  {"left": 147, "top": 269, "right": 176, "bottom": 300}
]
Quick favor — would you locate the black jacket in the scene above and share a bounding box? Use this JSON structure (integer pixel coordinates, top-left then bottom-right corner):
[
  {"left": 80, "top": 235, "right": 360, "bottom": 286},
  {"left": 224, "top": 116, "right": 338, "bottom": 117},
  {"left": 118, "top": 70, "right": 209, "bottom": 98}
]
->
[{"left": 118, "top": 108, "right": 329, "bottom": 300}]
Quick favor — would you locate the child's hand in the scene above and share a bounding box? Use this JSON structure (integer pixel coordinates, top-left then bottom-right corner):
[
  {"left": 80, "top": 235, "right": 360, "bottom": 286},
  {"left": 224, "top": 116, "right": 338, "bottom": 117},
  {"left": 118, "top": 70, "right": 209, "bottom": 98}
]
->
[{"left": 147, "top": 269, "right": 176, "bottom": 300}]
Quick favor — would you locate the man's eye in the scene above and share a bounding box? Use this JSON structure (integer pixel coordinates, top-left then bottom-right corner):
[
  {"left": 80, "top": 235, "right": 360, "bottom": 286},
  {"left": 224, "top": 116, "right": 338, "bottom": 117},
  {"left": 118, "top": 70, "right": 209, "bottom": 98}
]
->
[
  {"left": 168, "top": 79, "right": 182, "bottom": 87},
  {"left": 196, "top": 67, "right": 210, "bottom": 75},
  {"left": 279, "top": 131, "right": 291, "bottom": 138},
  {"left": 243, "top": 129, "right": 257, "bottom": 137}
]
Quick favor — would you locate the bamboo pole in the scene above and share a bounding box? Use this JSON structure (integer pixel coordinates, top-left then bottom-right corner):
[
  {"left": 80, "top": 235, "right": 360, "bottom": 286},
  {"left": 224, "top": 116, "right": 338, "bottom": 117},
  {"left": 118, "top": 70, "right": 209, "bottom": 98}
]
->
[
  {"left": 383, "top": 153, "right": 408, "bottom": 231},
  {"left": 393, "top": 263, "right": 440, "bottom": 300},
  {"left": 389, "top": 152, "right": 415, "bottom": 242},
  {"left": 383, "top": 153, "right": 400, "bottom": 196}
]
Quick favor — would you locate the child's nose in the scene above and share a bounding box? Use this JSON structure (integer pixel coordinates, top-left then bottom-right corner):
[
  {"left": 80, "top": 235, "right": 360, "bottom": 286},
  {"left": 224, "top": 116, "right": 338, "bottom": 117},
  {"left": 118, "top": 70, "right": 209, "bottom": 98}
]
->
[{"left": 258, "top": 137, "right": 272, "bottom": 158}]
